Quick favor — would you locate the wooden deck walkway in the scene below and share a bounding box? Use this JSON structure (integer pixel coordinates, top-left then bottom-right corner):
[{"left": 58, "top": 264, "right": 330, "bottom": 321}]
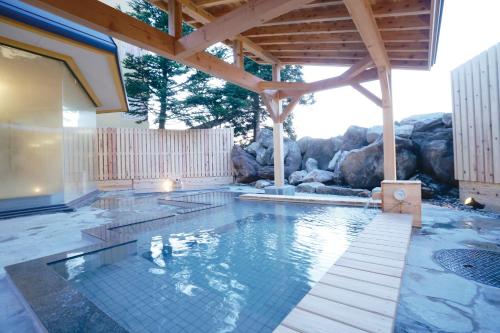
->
[
  {"left": 274, "top": 213, "right": 413, "bottom": 333},
  {"left": 239, "top": 193, "right": 381, "bottom": 208}
]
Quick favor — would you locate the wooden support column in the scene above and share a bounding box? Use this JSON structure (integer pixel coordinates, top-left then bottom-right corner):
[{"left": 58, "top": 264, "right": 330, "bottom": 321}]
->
[
  {"left": 379, "top": 66, "right": 396, "bottom": 180},
  {"left": 272, "top": 64, "right": 285, "bottom": 187},
  {"left": 168, "top": 0, "right": 182, "bottom": 39},
  {"left": 233, "top": 39, "right": 244, "bottom": 68}
]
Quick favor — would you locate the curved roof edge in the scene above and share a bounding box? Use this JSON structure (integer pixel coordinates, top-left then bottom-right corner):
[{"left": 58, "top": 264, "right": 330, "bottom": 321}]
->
[
  {"left": 0, "top": 0, "right": 128, "bottom": 113},
  {"left": 431, "top": 0, "right": 445, "bottom": 66},
  {"left": 0, "top": 0, "right": 117, "bottom": 53}
]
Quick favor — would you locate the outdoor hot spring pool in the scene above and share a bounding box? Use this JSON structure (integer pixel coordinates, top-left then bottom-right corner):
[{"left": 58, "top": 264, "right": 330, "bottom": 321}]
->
[{"left": 51, "top": 193, "right": 378, "bottom": 333}]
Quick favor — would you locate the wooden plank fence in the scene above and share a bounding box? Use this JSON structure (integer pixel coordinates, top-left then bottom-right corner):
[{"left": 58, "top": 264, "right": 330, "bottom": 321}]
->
[
  {"left": 64, "top": 127, "right": 234, "bottom": 183},
  {"left": 97, "top": 127, "right": 234, "bottom": 181},
  {"left": 451, "top": 43, "right": 500, "bottom": 184}
]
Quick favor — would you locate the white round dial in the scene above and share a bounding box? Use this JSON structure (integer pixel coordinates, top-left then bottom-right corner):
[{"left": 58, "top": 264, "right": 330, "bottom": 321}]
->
[{"left": 393, "top": 189, "right": 407, "bottom": 201}]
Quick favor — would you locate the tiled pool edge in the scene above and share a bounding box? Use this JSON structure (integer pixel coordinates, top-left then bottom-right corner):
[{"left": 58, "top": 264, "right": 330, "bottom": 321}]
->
[
  {"left": 4, "top": 192, "right": 387, "bottom": 333},
  {"left": 239, "top": 193, "right": 382, "bottom": 208},
  {"left": 274, "top": 213, "right": 413, "bottom": 333},
  {"left": 4, "top": 191, "right": 231, "bottom": 333}
]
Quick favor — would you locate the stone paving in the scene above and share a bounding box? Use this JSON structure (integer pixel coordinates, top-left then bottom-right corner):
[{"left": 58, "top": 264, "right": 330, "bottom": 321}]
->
[
  {"left": 0, "top": 188, "right": 499, "bottom": 333},
  {"left": 395, "top": 205, "right": 500, "bottom": 333},
  {"left": 0, "top": 202, "right": 111, "bottom": 333}
]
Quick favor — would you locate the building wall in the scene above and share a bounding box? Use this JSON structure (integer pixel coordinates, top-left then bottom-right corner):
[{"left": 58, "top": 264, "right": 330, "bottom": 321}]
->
[
  {"left": 0, "top": 45, "right": 64, "bottom": 209},
  {"left": 451, "top": 43, "right": 500, "bottom": 212},
  {"left": 0, "top": 44, "right": 97, "bottom": 211},
  {"left": 62, "top": 63, "right": 98, "bottom": 203}
]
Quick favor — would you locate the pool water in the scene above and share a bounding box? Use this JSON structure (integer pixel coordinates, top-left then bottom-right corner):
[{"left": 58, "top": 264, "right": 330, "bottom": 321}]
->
[{"left": 51, "top": 193, "right": 377, "bottom": 333}]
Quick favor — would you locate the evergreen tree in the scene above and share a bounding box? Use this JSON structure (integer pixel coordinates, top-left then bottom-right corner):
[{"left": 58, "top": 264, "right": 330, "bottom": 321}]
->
[
  {"left": 182, "top": 53, "right": 313, "bottom": 141},
  {"left": 123, "top": 0, "right": 192, "bottom": 128},
  {"left": 123, "top": 0, "right": 313, "bottom": 140}
]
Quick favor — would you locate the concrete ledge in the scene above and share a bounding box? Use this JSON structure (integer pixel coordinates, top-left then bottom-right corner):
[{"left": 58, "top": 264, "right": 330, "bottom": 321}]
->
[
  {"left": 274, "top": 213, "right": 412, "bottom": 333},
  {"left": 239, "top": 193, "right": 381, "bottom": 208}
]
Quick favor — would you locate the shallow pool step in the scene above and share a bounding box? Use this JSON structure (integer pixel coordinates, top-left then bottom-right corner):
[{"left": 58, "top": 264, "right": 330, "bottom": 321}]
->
[{"left": 274, "top": 213, "right": 413, "bottom": 333}]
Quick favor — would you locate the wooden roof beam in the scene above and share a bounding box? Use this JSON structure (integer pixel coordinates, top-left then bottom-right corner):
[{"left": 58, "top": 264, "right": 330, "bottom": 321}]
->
[
  {"left": 273, "top": 51, "right": 428, "bottom": 61},
  {"left": 174, "top": 0, "right": 315, "bottom": 59},
  {"left": 278, "top": 59, "right": 428, "bottom": 69},
  {"left": 177, "top": 0, "right": 280, "bottom": 64},
  {"left": 249, "top": 30, "right": 430, "bottom": 45},
  {"left": 262, "top": 0, "right": 431, "bottom": 26},
  {"left": 20, "top": 0, "right": 264, "bottom": 92},
  {"left": 198, "top": 0, "right": 342, "bottom": 9},
  {"left": 260, "top": 56, "right": 373, "bottom": 92},
  {"left": 278, "top": 67, "right": 379, "bottom": 98},
  {"left": 196, "top": 0, "right": 241, "bottom": 8},
  {"left": 351, "top": 82, "right": 382, "bottom": 107},
  {"left": 261, "top": 42, "right": 429, "bottom": 52},
  {"left": 343, "top": 0, "right": 390, "bottom": 68},
  {"left": 242, "top": 16, "right": 430, "bottom": 37}
]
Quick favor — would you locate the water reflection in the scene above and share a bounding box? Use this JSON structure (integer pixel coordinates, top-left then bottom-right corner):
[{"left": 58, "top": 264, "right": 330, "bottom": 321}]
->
[{"left": 52, "top": 198, "right": 375, "bottom": 333}]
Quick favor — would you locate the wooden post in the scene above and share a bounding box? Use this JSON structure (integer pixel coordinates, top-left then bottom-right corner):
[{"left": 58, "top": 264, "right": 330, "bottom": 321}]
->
[
  {"left": 379, "top": 66, "right": 396, "bottom": 180},
  {"left": 168, "top": 0, "right": 182, "bottom": 39},
  {"left": 273, "top": 122, "right": 285, "bottom": 187},
  {"left": 233, "top": 39, "right": 244, "bottom": 68},
  {"left": 272, "top": 64, "right": 285, "bottom": 187}
]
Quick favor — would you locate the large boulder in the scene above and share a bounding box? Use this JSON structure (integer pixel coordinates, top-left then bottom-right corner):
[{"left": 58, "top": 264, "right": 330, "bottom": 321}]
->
[
  {"left": 257, "top": 165, "right": 274, "bottom": 180},
  {"left": 340, "top": 137, "right": 417, "bottom": 189},
  {"left": 252, "top": 129, "right": 302, "bottom": 177},
  {"left": 256, "top": 128, "right": 274, "bottom": 148},
  {"left": 419, "top": 139, "right": 454, "bottom": 184},
  {"left": 231, "top": 146, "right": 281, "bottom": 182},
  {"left": 316, "top": 185, "right": 371, "bottom": 197},
  {"left": 258, "top": 147, "right": 274, "bottom": 165},
  {"left": 442, "top": 113, "right": 453, "bottom": 127},
  {"left": 327, "top": 150, "right": 344, "bottom": 171},
  {"left": 232, "top": 146, "right": 259, "bottom": 183},
  {"left": 245, "top": 142, "right": 261, "bottom": 157},
  {"left": 411, "top": 126, "right": 454, "bottom": 184},
  {"left": 284, "top": 139, "right": 302, "bottom": 176},
  {"left": 396, "top": 124, "right": 414, "bottom": 138},
  {"left": 366, "top": 124, "right": 414, "bottom": 144},
  {"left": 410, "top": 173, "right": 450, "bottom": 198},
  {"left": 400, "top": 112, "right": 445, "bottom": 132},
  {"left": 298, "top": 136, "right": 342, "bottom": 170},
  {"left": 411, "top": 127, "right": 453, "bottom": 146},
  {"left": 327, "top": 150, "right": 348, "bottom": 184},
  {"left": 366, "top": 125, "right": 383, "bottom": 144},
  {"left": 296, "top": 182, "right": 324, "bottom": 193},
  {"left": 305, "top": 158, "right": 319, "bottom": 172},
  {"left": 255, "top": 179, "right": 273, "bottom": 189},
  {"left": 341, "top": 125, "right": 368, "bottom": 151},
  {"left": 289, "top": 170, "right": 308, "bottom": 185},
  {"left": 302, "top": 169, "right": 335, "bottom": 183},
  {"left": 255, "top": 145, "right": 268, "bottom": 165}
]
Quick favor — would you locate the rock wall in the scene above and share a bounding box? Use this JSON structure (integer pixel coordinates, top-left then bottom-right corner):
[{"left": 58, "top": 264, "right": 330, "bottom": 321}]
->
[{"left": 232, "top": 113, "right": 456, "bottom": 198}]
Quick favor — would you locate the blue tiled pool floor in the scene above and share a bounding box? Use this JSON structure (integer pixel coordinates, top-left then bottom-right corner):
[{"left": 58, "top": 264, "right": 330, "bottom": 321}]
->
[
  {"left": 51, "top": 196, "right": 375, "bottom": 333},
  {"left": 2, "top": 188, "right": 500, "bottom": 333}
]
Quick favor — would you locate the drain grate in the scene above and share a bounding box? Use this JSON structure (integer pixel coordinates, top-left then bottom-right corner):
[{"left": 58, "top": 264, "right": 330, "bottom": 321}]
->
[{"left": 433, "top": 249, "right": 500, "bottom": 288}]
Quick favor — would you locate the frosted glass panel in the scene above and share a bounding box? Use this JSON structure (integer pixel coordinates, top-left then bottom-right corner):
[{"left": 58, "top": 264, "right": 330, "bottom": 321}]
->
[
  {"left": 62, "top": 67, "right": 97, "bottom": 202},
  {"left": 0, "top": 45, "right": 64, "bottom": 202}
]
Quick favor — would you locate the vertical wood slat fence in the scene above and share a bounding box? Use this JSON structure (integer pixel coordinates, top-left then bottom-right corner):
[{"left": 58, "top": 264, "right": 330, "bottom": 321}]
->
[
  {"left": 96, "top": 128, "right": 234, "bottom": 181},
  {"left": 451, "top": 43, "right": 500, "bottom": 184}
]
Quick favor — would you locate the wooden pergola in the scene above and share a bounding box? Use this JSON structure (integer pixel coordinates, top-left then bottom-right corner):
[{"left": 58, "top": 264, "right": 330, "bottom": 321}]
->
[{"left": 21, "top": 0, "right": 443, "bottom": 188}]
